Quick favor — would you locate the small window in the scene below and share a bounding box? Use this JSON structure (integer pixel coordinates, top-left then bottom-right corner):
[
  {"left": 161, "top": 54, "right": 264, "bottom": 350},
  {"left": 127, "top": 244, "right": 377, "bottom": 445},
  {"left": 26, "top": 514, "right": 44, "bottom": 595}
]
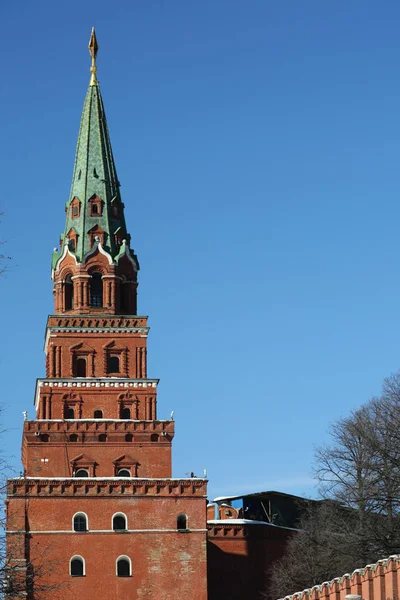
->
[
  {"left": 117, "top": 469, "right": 130, "bottom": 477},
  {"left": 75, "top": 469, "right": 89, "bottom": 478},
  {"left": 65, "top": 274, "right": 74, "bottom": 310},
  {"left": 116, "top": 557, "right": 131, "bottom": 577},
  {"left": 75, "top": 357, "right": 87, "bottom": 377},
  {"left": 150, "top": 434, "right": 158, "bottom": 442},
  {"left": 90, "top": 272, "right": 103, "bottom": 307},
  {"left": 65, "top": 408, "right": 75, "bottom": 419},
  {"left": 125, "top": 433, "right": 133, "bottom": 442},
  {"left": 40, "top": 434, "right": 49, "bottom": 442},
  {"left": 121, "top": 407, "right": 131, "bottom": 419},
  {"left": 108, "top": 356, "right": 120, "bottom": 374},
  {"left": 70, "top": 556, "right": 85, "bottom": 577},
  {"left": 73, "top": 513, "right": 88, "bottom": 532},
  {"left": 98, "top": 434, "right": 107, "bottom": 442},
  {"left": 177, "top": 514, "right": 188, "bottom": 530},
  {"left": 94, "top": 410, "right": 103, "bottom": 419},
  {"left": 92, "top": 203, "right": 99, "bottom": 215},
  {"left": 69, "top": 434, "right": 78, "bottom": 442},
  {"left": 113, "top": 514, "right": 127, "bottom": 531}
]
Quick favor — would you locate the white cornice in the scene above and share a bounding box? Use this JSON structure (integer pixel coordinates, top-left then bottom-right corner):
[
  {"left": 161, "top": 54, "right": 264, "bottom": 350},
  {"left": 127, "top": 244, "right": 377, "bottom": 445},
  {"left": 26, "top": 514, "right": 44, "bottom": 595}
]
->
[
  {"left": 35, "top": 378, "right": 159, "bottom": 409},
  {"left": 44, "top": 327, "right": 149, "bottom": 353}
]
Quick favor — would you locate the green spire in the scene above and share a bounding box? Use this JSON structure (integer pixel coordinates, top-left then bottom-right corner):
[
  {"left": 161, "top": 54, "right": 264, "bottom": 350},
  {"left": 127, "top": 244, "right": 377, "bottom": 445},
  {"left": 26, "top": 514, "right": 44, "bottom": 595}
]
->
[{"left": 60, "top": 28, "right": 130, "bottom": 263}]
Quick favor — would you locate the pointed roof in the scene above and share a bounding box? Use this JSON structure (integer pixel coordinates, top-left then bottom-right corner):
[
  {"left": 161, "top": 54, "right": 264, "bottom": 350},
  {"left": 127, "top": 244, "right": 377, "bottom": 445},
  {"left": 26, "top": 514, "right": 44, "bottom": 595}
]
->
[{"left": 55, "top": 29, "right": 137, "bottom": 267}]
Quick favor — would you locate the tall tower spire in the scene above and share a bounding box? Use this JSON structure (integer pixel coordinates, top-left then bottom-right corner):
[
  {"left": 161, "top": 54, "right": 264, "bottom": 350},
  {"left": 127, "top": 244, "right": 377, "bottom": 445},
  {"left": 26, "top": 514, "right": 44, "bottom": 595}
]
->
[
  {"left": 88, "top": 27, "right": 99, "bottom": 86},
  {"left": 51, "top": 30, "right": 139, "bottom": 315}
]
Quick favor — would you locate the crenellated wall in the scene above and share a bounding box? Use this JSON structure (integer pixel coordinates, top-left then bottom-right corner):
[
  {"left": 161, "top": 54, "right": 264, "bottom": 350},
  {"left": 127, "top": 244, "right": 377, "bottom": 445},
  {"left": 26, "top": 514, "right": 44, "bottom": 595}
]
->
[{"left": 280, "top": 555, "right": 400, "bottom": 600}]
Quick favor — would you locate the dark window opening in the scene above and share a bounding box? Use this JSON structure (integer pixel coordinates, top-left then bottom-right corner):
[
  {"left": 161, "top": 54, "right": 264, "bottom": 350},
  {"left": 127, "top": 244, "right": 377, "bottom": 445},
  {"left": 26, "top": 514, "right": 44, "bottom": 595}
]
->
[
  {"left": 73, "top": 514, "right": 87, "bottom": 532},
  {"left": 117, "top": 558, "right": 130, "bottom": 577},
  {"left": 98, "top": 433, "right": 107, "bottom": 442},
  {"left": 177, "top": 514, "right": 188, "bottom": 530},
  {"left": 120, "top": 285, "right": 128, "bottom": 312},
  {"left": 69, "top": 434, "right": 78, "bottom": 442},
  {"left": 125, "top": 433, "right": 133, "bottom": 442},
  {"left": 121, "top": 407, "right": 131, "bottom": 419},
  {"left": 65, "top": 407, "right": 75, "bottom": 419},
  {"left": 40, "top": 434, "right": 49, "bottom": 442},
  {"left": 72, "top": 205, "right": 79, "bottom": 217},
  {"left": 150, "top": 434, "right": 158, "bottom": 442},
  {"left": 108, "top": 356, "right": 120, "bottom": 373},
  {"left": 70, "top": 557, "right": 84, "bottom": 577},
  {"left": 65, "top": 274, "right": 74, "bottom": 310},
  {"left": 75, "top": 469, "right": 89, "bottom": 478},
  {"left": 94, "top": 410, "right": 103, "bottom": 418},
  {"left": 113, "top": 515, "right": 127, "bottom": 531},
  {"left": 90, "top": 272, "right": 103, "bottom": 307},
  {"left": 118, "top": 469, "right": 130, "bottom": 477},
  {"left": 92, "top": 203, "right": 99, "bottom": 215},
  {"left": 75, "top": 357, "right": 87, "bottom": 378}
]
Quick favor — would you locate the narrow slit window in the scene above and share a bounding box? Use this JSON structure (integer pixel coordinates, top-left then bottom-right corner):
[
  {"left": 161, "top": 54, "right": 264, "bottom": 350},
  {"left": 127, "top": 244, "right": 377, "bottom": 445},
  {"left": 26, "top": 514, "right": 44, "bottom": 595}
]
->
[
  {"left": 177, "top": 514, "right": 188, "bottom": 530},
  {"left": 75, "top": 357, "right": 87, "bottom": 377},
  {"left": 90, "top": 273, "right": 103, "bottom": 307},
  {"left": 108, "top": 356, "right": 120, "bottom": 374}
]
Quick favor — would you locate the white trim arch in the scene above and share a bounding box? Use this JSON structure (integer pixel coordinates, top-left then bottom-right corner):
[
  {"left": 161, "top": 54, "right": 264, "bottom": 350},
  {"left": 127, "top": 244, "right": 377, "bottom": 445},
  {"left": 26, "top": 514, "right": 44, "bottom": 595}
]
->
[
  {"left": 112, "top": 512, "right": 128, "bottom": 531},
  {"left": 116, "top": 555, "right": 132, "bottom": 577},
  {"left": 70, "top": 555, "right": 85, "bottom": 577},
  {"left": 72, "top": 512, "right": 88, "bottom": 532}
]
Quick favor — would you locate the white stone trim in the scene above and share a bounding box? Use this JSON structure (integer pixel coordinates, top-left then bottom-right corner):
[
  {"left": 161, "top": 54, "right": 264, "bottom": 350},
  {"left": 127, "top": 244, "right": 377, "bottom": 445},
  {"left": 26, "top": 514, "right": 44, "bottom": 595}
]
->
[
  {"left": 7, "top": 529, "right": 208, "bottom": 534},
  {"left": 72, "top": 511, "right": 89, "bottom": 532},
  {"left": 10, "top": 477, "right": 207, "bottom": 482},
  {"left": 69, "top": 555, "right": 85, "bottom": 576},
  {"left": 35, "top": 378, "right": 158, "bottom": 409},
  {"left": 116, "top": 555, "right": 132, "bottom": 576},
  {"left": 82, "top": 240, "right": 113, "bottom": 265},
  {"left": 112, "top": 512, "right": 128, "bottom": 531},
  {"left": 52, "top": 244, "right": 78, "bottom": 279}
]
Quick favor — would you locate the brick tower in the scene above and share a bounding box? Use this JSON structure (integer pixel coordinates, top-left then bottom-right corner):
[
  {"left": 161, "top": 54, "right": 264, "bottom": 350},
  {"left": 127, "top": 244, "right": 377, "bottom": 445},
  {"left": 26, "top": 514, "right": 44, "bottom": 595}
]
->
[{"left": 5, "top": 29, "right": 208, "bottom": 600}]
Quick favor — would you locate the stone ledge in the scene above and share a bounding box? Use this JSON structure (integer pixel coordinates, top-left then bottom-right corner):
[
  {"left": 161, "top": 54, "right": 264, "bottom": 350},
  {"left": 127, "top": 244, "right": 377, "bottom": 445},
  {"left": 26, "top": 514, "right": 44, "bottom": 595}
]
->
[{"left": 7, "top": 478, "right": 207, "bottom": 498}]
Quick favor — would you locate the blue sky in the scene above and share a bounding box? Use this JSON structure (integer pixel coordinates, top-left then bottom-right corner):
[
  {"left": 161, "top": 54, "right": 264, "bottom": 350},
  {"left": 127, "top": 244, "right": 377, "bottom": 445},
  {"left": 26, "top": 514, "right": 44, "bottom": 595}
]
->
[{"left": 1, "top": 1, "right": 400, "bottom": 501}]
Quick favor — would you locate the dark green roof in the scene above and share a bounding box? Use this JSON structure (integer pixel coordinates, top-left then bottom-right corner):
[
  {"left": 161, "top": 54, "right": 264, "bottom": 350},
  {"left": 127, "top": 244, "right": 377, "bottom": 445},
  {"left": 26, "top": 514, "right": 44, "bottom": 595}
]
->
[{"left": 62, "top": 80, "right": 129, "bottom": 262}]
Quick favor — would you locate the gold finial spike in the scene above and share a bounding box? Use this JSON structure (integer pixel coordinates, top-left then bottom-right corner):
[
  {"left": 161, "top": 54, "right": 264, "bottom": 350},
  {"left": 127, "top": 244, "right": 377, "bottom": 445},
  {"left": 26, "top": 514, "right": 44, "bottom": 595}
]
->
[{"left": 88, "top": 27, "right": 99, "bottom": 86}]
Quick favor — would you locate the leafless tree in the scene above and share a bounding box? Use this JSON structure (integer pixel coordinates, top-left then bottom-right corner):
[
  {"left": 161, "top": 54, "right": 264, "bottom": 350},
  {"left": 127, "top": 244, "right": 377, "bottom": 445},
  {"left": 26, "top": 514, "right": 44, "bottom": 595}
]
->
[{"left": 266, "top": 371, "right": 400, "bottom": 600}]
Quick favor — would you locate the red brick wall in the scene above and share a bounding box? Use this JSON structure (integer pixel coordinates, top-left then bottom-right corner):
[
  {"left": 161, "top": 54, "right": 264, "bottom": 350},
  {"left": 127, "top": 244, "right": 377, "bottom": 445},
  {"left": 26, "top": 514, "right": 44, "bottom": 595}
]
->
[{"left": 207, "top": 522, "right": 293, "bottom": 600}]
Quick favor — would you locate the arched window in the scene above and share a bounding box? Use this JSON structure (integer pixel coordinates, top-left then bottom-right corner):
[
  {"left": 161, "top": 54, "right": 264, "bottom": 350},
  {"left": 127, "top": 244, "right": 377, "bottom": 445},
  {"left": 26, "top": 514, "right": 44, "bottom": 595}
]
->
[
  {"left": 70, "top": 556, "right": 85, "bottom": 577},
  {"left": 116, "top": 556, "right": 131, "bottom": 577},
  {"left": 177, "top": 513, "right": 188, "bottom": 530},
  {"left": 90, "top": 272, "right": 103, "bottom": 307},
  {"left": 65, "top": 407, "right": 75, "bottom": 419},
  {"left": 125, "top": 433, "right": 133, "bottom": 442},
  {"left": 73, "top": 513, "right": 88, "bottom": 532},
  {"left": 75, "top": 469, "right": 89, "bottom": 478},
  {"left": 113, "top": 514, "right": 127, "bottom": 531},
  {"left": 108, "top": 356, "right": 120, "bottom": 373},
  {"left": 98, "top": 433, "right": 107, "bottom": 442},
  {"left": 75, "top": 357, "right": 87, "bottom": 377},
  {"left": 94, "top": 410, "right": 103, "bottom": 419},
  {"left": 40, "top": 434, "right": 49, "bottom": 442},
  {"left": 121, "top": 407, "right": 131, "bottom": 419},
  {"left": 69, "top": 434, "right": 78, "bottom": 442},
  {"left": 65, "top": 274, "right": 74, "bottom": 310},
  {"left": 117, "top": 468, "right": 130, "bottom": 477}
]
